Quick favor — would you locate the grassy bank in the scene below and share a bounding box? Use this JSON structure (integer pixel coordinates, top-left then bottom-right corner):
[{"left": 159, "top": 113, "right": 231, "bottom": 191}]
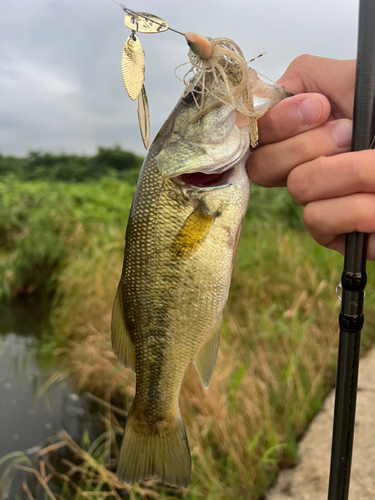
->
[{"left": 2, "top": 165, "right": 375, "bottom": 499}]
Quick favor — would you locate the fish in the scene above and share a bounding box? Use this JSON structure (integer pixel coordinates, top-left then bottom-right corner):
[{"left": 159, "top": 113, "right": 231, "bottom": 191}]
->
[{"left": 111, "top": 42, "right": 288, "bottom": 488}]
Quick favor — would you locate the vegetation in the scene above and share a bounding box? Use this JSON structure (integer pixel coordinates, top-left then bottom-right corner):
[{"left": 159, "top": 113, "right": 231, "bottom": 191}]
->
[
  {"left": 0, "top": 147, "right": 143, "bottom": 183},
  {"left": 1, "top": 148, "right": 375, "bottom": 499},
  {"left": 0, "top": 148, "right": 139, "bottom": 300}
]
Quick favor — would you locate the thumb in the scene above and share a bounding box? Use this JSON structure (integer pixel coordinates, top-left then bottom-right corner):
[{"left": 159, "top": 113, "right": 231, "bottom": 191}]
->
[{"left": 277, "top": 55, "right": 355, "bottom": 119}]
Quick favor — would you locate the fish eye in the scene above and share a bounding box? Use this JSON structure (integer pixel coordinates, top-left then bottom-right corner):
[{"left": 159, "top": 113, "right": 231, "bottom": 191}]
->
[{"left": 182, "top": 86, "right": 202, "bottom": 105}]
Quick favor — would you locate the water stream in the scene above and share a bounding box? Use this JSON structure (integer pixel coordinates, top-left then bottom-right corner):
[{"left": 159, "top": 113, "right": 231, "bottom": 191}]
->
[{"left": 0, "top": 299, "right": 103, "bottom": 498}]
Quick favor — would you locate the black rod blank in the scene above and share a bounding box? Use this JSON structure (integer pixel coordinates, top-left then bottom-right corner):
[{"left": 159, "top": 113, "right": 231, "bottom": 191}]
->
[{"left": 327, "top": 0, "right": 375, "bottom": 499}]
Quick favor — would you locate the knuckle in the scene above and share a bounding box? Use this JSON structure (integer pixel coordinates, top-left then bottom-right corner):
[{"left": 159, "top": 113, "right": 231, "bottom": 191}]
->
[
  {"left": 286, "top": 54, "right": 315, "bottom": 75},
  {"left": 350, "top": 160, "right": 364, "bottom": 191},
  {"left": 352, "top": 150, "right": 375, "bottom": 191},
  {"left": 287, "top": 167, "right": 306, "bottom": 205},
  {"left": 247, "top": 150, "right": 271, "bottom": 187},
  {"left": 262, "top": 113, "right": 278, "bottom": 140},
  {"left": 290, "top": 133, "right": 325, "bottom": 167},
  {"left": 354, "top": 194, "right": 375, "bottom": 231},
  {"left": 257, "top": 103, "right": 286, "bottom": 145},
  {"left": 290, "top": 54, "right": 310, "bottom": 67},
  {"left": 302, "top": 202, "right": 320, "bottom": 232}
]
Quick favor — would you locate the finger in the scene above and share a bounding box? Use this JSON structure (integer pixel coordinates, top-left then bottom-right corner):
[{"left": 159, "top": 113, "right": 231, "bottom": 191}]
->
[
  {"left": 257, "top": 93, "right": 331, "bottom": 146},
  {"left": 319, "top": 233, "right": 375, "bottom": 261},
  {"left": 248, "top": 119, "right": 352, "bottom": 187},
  {"left": 288, "top": 150, "right": 375, "bottom": 206},
  {"left": 303, "top": 193, "right": 375, "bottom": 248},
  {"left": 277, "top": 55, "right": 355, "bottom": 119}
]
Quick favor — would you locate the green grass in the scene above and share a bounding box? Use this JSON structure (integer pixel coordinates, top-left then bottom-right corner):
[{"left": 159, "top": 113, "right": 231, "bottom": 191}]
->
[
  {"left": 0, "top": 175, "right": 136, "bottom": 300},
  {"left": 2, "top": 173, "right": 375, "bottom": 499}
]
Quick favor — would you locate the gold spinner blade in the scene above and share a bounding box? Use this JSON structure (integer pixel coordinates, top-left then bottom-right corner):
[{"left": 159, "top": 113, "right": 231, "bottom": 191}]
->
[
  {"left": 137, "top": 85, "right": 150, "bottom": 149},
  {"left": 122, "top": 34, "right": 145, "bottom": 101},
  {"left": 124, "top": 11, "right": 169, "bottom": 33}
]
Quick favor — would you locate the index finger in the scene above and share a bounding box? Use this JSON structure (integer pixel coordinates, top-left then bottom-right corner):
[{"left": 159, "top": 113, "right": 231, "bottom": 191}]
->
[{"left": 257, "top": 93, "right": 331, "bottom": 146}]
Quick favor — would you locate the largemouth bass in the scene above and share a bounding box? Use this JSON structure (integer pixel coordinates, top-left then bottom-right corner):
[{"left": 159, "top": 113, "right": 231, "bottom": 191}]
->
[{"left": 112, "top": 43, "right": 287, "bottom": 488}]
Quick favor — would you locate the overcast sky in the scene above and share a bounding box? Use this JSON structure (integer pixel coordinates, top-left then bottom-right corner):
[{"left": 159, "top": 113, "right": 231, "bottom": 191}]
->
[{"left": 0, "top": 0, "right": 359, "bottom": 157}]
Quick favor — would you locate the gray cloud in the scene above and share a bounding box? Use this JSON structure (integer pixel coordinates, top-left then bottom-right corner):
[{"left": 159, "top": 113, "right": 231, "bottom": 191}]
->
[{"left": 0, "top": 0, "right": 359, "bottom": 156}]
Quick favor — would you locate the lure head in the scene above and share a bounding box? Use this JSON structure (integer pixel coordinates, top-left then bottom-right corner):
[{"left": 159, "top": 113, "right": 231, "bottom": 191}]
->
[{"left": 185, "top": 32, "right": 213, "bottom": 59}]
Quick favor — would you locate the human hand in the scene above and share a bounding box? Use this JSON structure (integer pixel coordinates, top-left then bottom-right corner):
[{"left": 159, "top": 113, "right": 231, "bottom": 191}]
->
[{"left": 247, "top": 55, "right": 375, "bottom": 260}]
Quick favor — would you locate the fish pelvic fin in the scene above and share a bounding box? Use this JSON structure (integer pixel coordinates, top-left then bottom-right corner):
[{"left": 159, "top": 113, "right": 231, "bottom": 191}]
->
[
  {"left": 111, "top": 284, "right": 136, "bottom": 371},
  {"left": 117, "top": 406, "right": 191, "bottom": 488},
  {"left": 194, "top": 317, "right": 221, "bottom": 389}
]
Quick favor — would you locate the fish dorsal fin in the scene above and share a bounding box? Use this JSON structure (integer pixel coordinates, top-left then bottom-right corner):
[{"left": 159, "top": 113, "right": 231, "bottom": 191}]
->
[
  {"left": 111, "top": 284, "right": 136, "bottom": 372},
  {"left": 194, "top": 319, "right": 221, "bottom": 389},
  {"left": 170, "top": 203, "right": 216, "bottom": 261}
]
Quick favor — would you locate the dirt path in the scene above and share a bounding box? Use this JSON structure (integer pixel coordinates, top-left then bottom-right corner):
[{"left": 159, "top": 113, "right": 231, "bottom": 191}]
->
[{"left": 266, "top": 346, "right": 375, "bottom": 500}]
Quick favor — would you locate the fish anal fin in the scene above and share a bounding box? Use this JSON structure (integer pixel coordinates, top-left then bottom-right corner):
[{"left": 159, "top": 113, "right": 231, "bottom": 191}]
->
[
  {"left": 111, "top": 284, "right": 136, "bottom": 372},
  {"left": 117, "top": 405, "right": 191, "bottom": 488},
  {"left": 171, "top": 204, "right": 216, "bottom": 260},
  {"left": 194, "top": 319, "right": 221, "bottom": 389}
]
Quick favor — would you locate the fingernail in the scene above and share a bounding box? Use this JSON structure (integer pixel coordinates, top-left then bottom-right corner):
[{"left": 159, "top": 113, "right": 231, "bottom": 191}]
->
[
  {"left": 333, "top": 120, "right": 352, "bottom": 148},
  {"left": 297, "top": 97, "right": 322, "bottom": 125}
]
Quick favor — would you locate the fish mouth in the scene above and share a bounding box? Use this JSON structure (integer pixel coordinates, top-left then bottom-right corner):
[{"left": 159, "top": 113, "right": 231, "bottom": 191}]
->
[
  {"left": 176, "top": 145, "right": 250, "bottom": 190},
  {"left": 178, "top": 170, "right": 233, "bottom": 189}
]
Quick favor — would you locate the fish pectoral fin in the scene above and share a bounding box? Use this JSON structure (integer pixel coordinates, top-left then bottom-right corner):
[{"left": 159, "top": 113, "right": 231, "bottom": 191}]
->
[
  {"left": 111, "top": 284, "right": 136, "bottom": 372},
  {"left": 170, "top": 203, "right": 216, "bottom": 260},
  {"left": 194, "top": 319, "right": 222, "bottom": 389}
]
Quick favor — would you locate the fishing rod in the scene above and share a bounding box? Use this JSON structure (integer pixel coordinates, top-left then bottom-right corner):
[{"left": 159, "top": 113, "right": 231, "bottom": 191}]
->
[{"left": 327, "top": 0, "right": 375, "bottom": 498}]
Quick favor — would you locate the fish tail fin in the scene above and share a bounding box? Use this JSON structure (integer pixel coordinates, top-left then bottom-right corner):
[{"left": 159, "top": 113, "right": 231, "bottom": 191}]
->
[{"left": 117, "top": 406, "right": 191, "bottom": 488}]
